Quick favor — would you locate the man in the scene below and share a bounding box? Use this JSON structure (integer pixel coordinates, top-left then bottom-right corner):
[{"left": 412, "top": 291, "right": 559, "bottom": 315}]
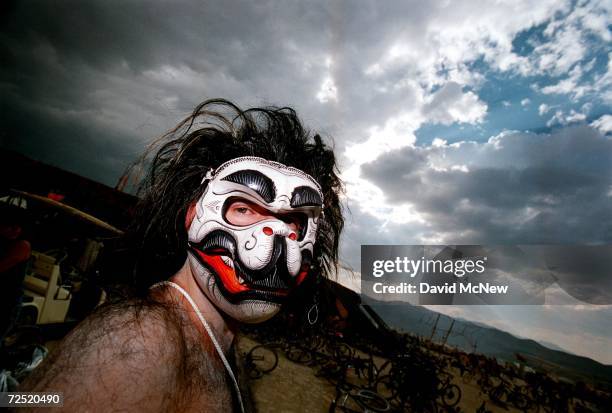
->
[{"left": 18, "top": 99, "right": 344, "bottom": 412}]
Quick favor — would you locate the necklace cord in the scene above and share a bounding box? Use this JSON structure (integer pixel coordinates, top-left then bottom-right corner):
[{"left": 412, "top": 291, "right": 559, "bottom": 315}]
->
[{"left": 151, "top": 281, "right": 245, "bottom": 413}]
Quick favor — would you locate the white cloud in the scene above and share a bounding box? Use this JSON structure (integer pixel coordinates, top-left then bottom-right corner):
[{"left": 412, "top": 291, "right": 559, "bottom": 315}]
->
[
  {"left": 535, "top": 25, "right": 586, "bottom": 76},
  {"left": 591, "top": 114, "right": 612, "bottom": 134},
  {"left": 546, "top": 109, "right": 587, "bottom": 126},
  {"left": 539, "top": 64, "right": 588, "bottom": 100},
  {"left": 565, "top": 109, "right": 586, "bottom": 123},
  {"left": 316, "top": 76, "right": 338, "bottom": 103},
  {"left": 546, "top": 110, "right": 565, "bottom": 127},
  {"left": 538, "top": 103, "right": 550, "bottom": 115},
  {"left": 360, "top": 0, "right": 567, "bottom": 94},
  {"left": 343, "top": 109, "right": 426, "bottom": 224},
  {"left": 358, "top": 125, "right": 612, "bottom": 244},
  {"left": 569, "top": 0, "right": 612, "bottom": 42},
  {"left": 432, "top": 137, "right": 447, "bottom": 147},
  {"left": 337, "top": 2, "right": 608, "bottom": 261},
  {"left": 594, "top": 52, "right": 612, "bottom": 104},
  {"left": 422, "top": 82, "right": 488, "bottom": 125},
  {"left": 342, "top": 80, "right": 487, "bottom": 226},
  {"left": 530, "top": 2, "right": 612, "bottom": 101}
]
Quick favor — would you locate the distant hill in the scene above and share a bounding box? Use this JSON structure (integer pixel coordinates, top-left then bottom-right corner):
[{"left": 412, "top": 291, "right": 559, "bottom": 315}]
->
[
  {"left": 364, "top": 296, "right": 612, "bottom": 389},
  {"left": 537, "top": 340, "right": 574, "bottom": 354}
]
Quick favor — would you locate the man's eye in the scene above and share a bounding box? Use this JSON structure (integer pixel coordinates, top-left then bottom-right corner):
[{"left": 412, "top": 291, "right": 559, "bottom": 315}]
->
[{"left": 236, "top": 207, "right": 251, "bottom": 214}]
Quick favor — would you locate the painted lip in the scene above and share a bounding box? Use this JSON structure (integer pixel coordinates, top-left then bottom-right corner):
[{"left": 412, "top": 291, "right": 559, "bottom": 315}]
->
[{"left": 191, "top": 248, "right": 309, "bottom": 303}]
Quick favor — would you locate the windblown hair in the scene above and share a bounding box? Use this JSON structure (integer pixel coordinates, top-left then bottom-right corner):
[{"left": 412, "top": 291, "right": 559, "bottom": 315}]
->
[{"left": 126, "top": 98, "right": 344, "bottom": 295}]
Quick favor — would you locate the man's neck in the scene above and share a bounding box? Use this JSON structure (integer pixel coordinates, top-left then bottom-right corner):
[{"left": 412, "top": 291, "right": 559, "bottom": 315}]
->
[{"left": 166, "top": 261, "right": 236, "bottom": 354}]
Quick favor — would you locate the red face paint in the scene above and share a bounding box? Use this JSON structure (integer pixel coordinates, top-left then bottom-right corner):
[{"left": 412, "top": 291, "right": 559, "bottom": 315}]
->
[{"left": 194, "top": 249, "right": 292, "bottom": 296}]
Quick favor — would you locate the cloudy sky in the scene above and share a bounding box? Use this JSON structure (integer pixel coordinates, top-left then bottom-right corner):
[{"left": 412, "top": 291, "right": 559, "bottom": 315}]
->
[{"left": 1, "top": 1, "right": 611, "bottom": 363}]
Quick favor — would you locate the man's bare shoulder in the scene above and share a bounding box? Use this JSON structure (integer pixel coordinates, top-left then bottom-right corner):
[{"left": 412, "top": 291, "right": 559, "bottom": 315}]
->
[{"left": 19, "top": 299, "right": 195, "bottom": 412}]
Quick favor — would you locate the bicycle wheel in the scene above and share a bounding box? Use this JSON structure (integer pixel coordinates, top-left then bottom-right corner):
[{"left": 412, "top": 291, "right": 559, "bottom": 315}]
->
[
  {"left": 510, "top": 391, "right": 530, "bottom": 410},
  {"left": 490, "top": 385, "right": 508, "bottom": 406},
  {"left": 247, "top": 364, "right": 263, "bottom": 379},
  {"left": 247, "top": 344, "right": 278, "bottom": 374},
  {"left": 355, "top": 389, "right": 390, "bottom": 412},
  {"left": 374, "top": 375, "right": 398, "bottom": 400},
  {"left": 441, "top": 384, "right": 461, "bottom": 407},
  {"left": 332, "top": 342, "right": 354, "bottom": 359},
  {"left": 286, "top": 346, "right": 313, "bottom": 364}
]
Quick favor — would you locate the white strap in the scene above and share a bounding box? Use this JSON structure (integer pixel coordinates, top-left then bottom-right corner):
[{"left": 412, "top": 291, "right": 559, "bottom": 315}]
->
[
  {"left": 152, "top": 281, "right": 245, "bottom": 413},
  {"left": 200, "top": 168, "right": 215, "bottom": 184}
]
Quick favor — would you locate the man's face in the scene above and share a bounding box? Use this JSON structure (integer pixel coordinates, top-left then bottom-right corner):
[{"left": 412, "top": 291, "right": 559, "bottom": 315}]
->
[{"left": 187, "top": 157, "right": 323, "bottom": 323}]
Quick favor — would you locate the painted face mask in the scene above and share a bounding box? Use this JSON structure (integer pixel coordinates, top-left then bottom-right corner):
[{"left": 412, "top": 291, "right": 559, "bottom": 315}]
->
[{"left": 187, "top": 156, "right": 324, "bottom": 323}]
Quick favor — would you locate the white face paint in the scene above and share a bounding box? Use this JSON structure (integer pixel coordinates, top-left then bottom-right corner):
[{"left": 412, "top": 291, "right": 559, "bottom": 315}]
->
[{"left": 187, "top": 157, "right": 324, "bottom": 323}]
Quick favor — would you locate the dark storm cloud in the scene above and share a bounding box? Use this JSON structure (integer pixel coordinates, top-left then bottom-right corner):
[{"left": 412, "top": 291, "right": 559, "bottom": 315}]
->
[
  {"left": 0, "top": 0, "right": 441, "bottom": 185},
  {"left": 339, "top": 204, "right": 433, "bottom": 271},
  {"left": 360, "top": 125, "right": 612, "bottom": 245},
  {"left": 0, "top": 0, "right": 513, "bottom": 184}
]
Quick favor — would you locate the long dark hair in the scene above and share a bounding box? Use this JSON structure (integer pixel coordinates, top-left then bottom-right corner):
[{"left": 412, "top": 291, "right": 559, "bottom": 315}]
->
[{"left": 125, "top": 99, "right": 344, "bottom": 295}]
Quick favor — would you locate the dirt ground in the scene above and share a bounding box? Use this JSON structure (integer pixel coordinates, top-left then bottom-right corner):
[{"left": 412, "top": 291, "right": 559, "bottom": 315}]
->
[{"left": 236, "top": 335, "right": 524, "bottom": 413}]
